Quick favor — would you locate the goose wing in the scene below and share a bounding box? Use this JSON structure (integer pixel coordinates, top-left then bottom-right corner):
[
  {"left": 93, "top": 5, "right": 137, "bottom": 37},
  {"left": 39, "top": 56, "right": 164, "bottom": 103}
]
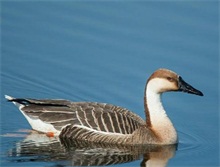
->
[
  {"left": 6, "top": 96, "right": 145, "bottom": 136},
  {"left": 67, "top": 102, "right": 145, "bottom": 134}
]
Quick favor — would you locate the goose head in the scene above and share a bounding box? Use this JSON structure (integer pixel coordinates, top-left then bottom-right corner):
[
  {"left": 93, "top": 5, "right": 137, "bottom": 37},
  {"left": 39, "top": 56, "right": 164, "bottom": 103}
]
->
[{"left": 147, "top": 68, "right": 203, "bottom": 96}]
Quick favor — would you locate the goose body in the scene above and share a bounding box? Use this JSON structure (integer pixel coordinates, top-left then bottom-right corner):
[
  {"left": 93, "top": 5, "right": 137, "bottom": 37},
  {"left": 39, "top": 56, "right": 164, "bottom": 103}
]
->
[{"left": 5, "top": 68, "right": 203, "bottom": 145}]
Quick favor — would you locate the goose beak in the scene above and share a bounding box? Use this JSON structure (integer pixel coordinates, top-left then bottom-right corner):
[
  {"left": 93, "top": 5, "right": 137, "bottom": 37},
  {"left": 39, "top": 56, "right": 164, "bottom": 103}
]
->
[{"left": 178, "top": 76, "right": 203, "bottom": 96}]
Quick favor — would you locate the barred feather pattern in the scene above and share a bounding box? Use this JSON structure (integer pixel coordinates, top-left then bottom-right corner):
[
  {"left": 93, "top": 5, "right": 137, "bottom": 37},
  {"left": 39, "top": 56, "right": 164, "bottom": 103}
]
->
[
  {"left": 60, "top": 124, "right": 133, "bottom": 145},
  {"left": 11, "top": 98, "right": 146, "bottom": 140}
]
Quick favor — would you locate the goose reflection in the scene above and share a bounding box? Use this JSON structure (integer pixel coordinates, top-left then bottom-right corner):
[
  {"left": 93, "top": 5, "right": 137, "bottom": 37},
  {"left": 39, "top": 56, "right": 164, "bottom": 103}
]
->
[{"left": 7, "top": 131, "right": 177, "bottom": 166}]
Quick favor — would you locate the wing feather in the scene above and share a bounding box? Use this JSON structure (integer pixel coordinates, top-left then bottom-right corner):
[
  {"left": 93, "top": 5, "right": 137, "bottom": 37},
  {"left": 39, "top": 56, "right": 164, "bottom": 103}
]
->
[{"left": 10, "top": 97, "right": 145, "bottom": 135}]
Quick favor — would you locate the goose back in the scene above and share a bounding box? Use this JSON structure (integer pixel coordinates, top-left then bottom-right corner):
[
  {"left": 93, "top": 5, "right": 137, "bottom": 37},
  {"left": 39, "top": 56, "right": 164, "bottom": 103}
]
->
[{"left": 16, "top": 98, "right": 146, "bottom": 136}]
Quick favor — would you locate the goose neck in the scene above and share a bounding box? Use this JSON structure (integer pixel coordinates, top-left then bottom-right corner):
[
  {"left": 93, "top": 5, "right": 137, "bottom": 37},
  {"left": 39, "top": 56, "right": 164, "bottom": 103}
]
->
[
  {"left": 144, "top": 79, "right": 168, "bottom": 127},
  {"left": 144, "top": 80, "right": 178, "bottom": 144},
  {"left": 145, "top": 90, "right": 167, "bottom": 125}
]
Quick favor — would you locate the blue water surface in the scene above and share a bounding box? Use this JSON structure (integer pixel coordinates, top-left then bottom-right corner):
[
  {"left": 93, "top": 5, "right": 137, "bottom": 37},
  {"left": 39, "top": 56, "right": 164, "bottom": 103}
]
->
[{"left": 1, "top": 1, "right": 219, "bottom": 167}]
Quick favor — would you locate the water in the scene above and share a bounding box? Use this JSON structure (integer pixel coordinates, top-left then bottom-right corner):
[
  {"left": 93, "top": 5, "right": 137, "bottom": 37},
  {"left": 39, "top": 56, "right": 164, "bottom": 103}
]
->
[{"left": 1, "top": 1, "right": 219, "bottom": 167}]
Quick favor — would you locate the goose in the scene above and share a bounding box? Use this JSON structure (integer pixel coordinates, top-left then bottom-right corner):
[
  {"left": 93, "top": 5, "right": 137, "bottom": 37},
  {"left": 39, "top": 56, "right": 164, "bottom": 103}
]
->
[{"left": 5, "top": 68, "right": 203, "bottom": 145}]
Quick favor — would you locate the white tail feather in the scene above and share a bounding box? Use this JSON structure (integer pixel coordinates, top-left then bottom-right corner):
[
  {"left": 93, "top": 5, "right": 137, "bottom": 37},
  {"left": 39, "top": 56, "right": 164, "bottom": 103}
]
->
[{"left": 5, "top": 95, "right": 14, "bottom": 101}]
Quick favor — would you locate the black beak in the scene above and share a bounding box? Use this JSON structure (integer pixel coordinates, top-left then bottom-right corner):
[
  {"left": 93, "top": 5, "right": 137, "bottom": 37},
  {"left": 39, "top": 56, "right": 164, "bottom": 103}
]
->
[{"left": 178, "top": 76, "right": 203, "bottom": 96}]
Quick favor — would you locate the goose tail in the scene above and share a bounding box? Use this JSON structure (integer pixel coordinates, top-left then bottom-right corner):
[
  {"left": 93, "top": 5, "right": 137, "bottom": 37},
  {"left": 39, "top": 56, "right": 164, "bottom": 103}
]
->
[
  {"left": 5, "top": 95, "right": 14, "bottom": 101},
  {"left": 5, "top": 95, "right": 26, "bottom": 109}
]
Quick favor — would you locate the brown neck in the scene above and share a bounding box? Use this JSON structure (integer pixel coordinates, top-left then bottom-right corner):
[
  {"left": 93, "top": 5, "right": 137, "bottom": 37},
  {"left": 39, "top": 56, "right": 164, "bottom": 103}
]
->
[
  {"left": 144, "top": 96, "right": 152, "bottom": 127},
  {"left": 144, "top": 84, "right": 152, "bottom": 127}
]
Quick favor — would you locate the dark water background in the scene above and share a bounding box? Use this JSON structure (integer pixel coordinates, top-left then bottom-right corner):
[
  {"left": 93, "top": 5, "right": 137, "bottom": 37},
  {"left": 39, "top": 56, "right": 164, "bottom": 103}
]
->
[{"left": 1, "top": 1, "right": 219, "bottom": 167}]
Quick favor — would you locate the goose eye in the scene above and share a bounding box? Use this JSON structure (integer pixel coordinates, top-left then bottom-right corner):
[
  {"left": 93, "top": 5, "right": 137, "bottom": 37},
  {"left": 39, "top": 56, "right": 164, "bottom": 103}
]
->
[{"left": 167, "top": 77, "right": 174, "bottom": 82}]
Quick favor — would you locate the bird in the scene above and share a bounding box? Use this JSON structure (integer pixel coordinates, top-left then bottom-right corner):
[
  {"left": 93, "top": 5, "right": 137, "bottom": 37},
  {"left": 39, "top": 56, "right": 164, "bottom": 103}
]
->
[{"left": 5, "top": 68, "right": 203, "bottom": 145}]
